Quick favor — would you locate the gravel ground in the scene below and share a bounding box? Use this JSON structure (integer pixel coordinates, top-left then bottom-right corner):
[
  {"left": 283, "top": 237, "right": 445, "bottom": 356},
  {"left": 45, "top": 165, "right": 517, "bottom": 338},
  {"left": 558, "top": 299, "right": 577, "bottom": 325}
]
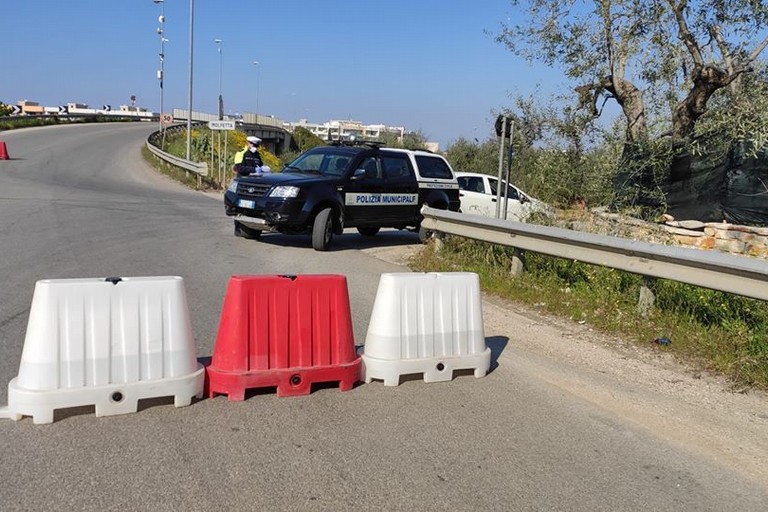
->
[{"left": 363, "top": 243, "right": 768, "bottom": 486}]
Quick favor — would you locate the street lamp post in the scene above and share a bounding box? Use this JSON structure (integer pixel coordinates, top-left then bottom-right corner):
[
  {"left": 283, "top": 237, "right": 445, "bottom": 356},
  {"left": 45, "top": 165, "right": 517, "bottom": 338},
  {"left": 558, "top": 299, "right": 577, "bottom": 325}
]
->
[
  {"left": 214, "top": 39, "right": 223, "bottom": 120},
  {"left": 153, "top": 0, "right": 165, "bottom": 134},
  {"left": 186, "top": 0, "right": 194, "bottom": 161},
  {"left": 252, "top": 61, "right": 260, "bottom": 117}
]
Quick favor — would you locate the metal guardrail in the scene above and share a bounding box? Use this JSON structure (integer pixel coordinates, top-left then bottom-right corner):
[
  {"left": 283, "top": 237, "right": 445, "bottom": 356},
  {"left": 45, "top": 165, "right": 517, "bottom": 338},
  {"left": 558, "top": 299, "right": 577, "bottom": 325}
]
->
[
  {"left": 146, "top": 126, "right": 208, "bottom": 176},
  {"left": 145, "top": 140, "right": 208, "bottom": 176},
  {"left": 420, "top": 206, "right": 768, "bottom": 302}
]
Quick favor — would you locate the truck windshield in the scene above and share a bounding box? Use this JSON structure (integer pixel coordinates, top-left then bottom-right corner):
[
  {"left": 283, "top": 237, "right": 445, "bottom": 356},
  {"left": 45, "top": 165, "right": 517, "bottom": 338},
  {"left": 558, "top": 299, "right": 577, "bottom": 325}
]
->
[{"left": 286, "top": 150, "right": 352, "bottom": 177}]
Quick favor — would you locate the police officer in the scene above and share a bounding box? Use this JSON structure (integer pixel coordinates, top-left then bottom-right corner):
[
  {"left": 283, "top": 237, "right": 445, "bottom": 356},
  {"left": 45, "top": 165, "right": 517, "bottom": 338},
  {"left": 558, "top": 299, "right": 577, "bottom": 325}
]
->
[{"left": 235, "top": 136, "right": 264, "bottom": 176}]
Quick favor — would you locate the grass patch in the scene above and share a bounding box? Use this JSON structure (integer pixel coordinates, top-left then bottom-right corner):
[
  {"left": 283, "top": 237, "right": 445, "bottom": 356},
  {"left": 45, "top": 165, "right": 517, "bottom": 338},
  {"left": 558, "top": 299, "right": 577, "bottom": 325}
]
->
[{"left": 412, "top": 236, "right": 768, "bottom": 390}]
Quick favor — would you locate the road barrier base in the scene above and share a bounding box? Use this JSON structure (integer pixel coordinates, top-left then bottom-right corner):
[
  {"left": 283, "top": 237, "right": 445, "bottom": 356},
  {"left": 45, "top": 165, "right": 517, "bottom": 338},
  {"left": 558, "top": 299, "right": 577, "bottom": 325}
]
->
[
  {"left": 362, "top": 350, "right": 490, "bottom": 386},
  {"left": 207, "top": 361, "right": 360, "bottom": 400},
  {"left": 6, "top": 368, "right": 204, "bottom": 424}
]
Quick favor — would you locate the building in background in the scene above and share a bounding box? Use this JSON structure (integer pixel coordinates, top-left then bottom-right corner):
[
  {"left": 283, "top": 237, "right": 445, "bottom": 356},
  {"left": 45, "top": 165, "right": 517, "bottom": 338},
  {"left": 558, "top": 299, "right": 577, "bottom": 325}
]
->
[
  {"left": 17, "top": 100, "right": 44, "bottom": 115},
  {"left": 285, "top": 118, "right": 406, "bottom": 143}
]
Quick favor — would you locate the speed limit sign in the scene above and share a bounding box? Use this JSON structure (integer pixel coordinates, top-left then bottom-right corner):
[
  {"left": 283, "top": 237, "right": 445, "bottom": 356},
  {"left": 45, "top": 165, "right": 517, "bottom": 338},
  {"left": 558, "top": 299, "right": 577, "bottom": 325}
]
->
[{"left": 160, "top": 113, "right": 173, "bottom": 126}]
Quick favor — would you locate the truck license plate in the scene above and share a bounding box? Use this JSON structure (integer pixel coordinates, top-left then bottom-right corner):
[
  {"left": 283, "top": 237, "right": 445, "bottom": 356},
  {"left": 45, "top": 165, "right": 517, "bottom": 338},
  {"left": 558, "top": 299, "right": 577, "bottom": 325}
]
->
[{"left": 238, "top": 199, "right": 255, "bottom": 209}]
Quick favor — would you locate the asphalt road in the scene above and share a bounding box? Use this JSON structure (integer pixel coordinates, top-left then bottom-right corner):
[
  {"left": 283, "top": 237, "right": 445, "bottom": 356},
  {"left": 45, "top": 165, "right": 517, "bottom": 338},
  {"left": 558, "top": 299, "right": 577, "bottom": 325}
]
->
[{"left": 0, "top": 123, "right": 766, "bottom": 511}]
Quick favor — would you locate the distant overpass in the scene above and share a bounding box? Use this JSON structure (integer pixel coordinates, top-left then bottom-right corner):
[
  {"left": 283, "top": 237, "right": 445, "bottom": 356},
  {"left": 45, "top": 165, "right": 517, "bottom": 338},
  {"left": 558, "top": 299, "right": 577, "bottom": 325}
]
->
[{"left": 172, "top": 109, "right": 292, "bottom": 154}]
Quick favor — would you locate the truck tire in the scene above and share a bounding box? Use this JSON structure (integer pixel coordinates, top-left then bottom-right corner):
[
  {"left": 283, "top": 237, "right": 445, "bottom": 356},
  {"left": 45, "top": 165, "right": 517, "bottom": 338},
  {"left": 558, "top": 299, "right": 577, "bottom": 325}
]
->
[
  {"left": 234, "top": 220, "right": 261, "bottom": 239},
  {"left": 357, "top": 226, "right": 380, "bottom": 237},
  {"left": 312, "top": 207, "right": 334, "bottom": 251}
]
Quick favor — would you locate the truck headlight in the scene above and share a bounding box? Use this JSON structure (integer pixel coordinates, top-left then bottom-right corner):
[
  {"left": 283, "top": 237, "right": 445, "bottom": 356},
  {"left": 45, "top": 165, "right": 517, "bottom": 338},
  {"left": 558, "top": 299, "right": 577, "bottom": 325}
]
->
[
  {"left": 227, "top": 180, "right": 238, "bottom": 193},
  {"left": 269, "top": 186, "right": 300, "bottom": 198}
]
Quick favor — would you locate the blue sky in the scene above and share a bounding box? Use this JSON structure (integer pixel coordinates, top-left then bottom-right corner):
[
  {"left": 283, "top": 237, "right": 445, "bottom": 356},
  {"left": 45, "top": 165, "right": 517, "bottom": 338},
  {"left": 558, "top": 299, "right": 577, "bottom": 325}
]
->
[{"left": 2, "top": 1, "right": 559, "bottom": 147}]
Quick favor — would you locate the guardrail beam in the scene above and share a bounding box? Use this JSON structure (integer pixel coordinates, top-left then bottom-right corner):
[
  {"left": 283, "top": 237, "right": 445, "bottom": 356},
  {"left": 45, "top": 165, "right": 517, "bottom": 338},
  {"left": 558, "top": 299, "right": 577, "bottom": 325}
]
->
[{"left": 421, "top": 207, "right": 768, "bottom": 302}]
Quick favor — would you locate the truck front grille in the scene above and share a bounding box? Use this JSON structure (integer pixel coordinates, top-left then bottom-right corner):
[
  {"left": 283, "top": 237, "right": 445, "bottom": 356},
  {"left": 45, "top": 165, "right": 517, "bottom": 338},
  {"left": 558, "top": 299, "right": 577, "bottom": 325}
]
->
[{"left": 237, "top": 183, "right": 271, "bottom": 197}]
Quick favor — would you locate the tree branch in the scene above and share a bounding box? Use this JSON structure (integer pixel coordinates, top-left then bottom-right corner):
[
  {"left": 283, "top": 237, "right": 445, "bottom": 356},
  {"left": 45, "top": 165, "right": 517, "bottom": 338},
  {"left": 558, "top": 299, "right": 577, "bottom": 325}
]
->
[
  {"left": 667, "top": 0, "right": 704, "bottom": 67},
  {"left": 709, "top": 25, "right": 734, "bottom": 76},
  {"left": 600, "top": 0, "right": 615, "bottom": 75},
  {"left": 749, "top": 34, "right": 768, "bottom": 63}
]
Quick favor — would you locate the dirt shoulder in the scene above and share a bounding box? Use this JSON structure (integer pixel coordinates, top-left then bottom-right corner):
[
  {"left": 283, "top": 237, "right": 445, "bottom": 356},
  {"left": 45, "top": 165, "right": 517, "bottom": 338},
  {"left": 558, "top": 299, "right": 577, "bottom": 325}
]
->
[{"left": 364, "top": 243, "right": 768, "bottom": 485}]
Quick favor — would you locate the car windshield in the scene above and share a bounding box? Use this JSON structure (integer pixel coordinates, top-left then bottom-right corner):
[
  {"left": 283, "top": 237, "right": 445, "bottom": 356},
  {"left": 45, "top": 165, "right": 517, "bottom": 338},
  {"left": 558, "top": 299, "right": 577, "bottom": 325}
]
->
[{"left": 285, "top": 149, "right": 353, "bottom": 177}]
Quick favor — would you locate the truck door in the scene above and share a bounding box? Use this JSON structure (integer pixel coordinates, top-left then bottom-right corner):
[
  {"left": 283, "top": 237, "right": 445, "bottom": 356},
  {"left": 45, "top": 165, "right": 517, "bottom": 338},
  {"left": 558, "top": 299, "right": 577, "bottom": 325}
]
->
[
  {"left": 379, "top": 152, "right": 419, "bottom": 222},
  {"left": 343, "top": 155, "right": 388, "bottom": 223}
]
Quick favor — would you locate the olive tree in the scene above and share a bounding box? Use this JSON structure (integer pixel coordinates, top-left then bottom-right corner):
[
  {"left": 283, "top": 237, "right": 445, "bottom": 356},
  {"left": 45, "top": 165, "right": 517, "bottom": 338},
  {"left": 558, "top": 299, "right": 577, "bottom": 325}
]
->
[
  {"left": 664, "top": 0, "right": 768, "bottom": 140},
  {"left": 496, "top": 0, "right": 768, "bottom": 143},
  {"left": 496, "top": 0, "right": 652, "bottom": 142}
]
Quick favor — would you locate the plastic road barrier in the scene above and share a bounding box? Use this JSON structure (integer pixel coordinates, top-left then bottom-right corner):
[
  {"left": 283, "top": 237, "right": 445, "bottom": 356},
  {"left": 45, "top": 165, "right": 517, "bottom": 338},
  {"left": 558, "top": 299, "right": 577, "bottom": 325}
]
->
[
  {"left": 361, "top": 272, "right": 491, "bottom": 386},
  {"left": 0, "top": 276, "right": 205, "bottom": 424},
  {"left": 206, "top": 274, "right": 361, "bottom": 400}
]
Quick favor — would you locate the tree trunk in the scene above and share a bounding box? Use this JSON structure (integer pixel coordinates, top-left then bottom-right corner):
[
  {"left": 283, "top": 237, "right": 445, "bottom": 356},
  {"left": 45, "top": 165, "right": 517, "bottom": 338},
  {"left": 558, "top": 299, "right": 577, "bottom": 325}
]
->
[
  {"left": 578, "top": 76, "right": 648, "bottom": 142},
  {"left": 599, "top": 76, "right": 648, "bottom": 142},
  {"left": 615, "top": 79, "right": 647, "bottom": 143},
  {"left": 672, "top": 66, "right": 734, "bottom": 141}
]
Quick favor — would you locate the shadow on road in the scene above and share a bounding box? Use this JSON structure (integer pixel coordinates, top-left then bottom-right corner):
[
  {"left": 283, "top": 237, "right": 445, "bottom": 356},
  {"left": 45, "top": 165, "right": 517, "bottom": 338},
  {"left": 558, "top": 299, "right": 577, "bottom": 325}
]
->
[
  {"left": 486, "top": 336, "right": 509, "bottom": 373},
  {"left": 237, "top": 228, "right": 422, "bottom": 252}
]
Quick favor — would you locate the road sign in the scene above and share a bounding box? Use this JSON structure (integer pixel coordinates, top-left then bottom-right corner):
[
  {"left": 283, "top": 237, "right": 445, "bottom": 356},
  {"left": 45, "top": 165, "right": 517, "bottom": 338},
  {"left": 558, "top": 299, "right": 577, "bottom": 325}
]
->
[
  {"left": 208, "top": 120, "right": 236, "bottom": 130},
  {"left": 495, "top": 114, "right": 515, "bottom": 138},
  {"left": 11, "top": 105, "right": 21, "bottom": 115},
  {"left": 160, "top": 113, "right": 174, "bottom": 126}
]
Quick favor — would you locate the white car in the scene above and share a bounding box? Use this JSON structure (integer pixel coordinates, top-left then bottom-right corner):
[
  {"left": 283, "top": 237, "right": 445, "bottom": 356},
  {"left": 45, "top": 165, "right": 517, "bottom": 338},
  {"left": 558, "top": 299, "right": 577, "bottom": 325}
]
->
[{"left": 455, "top": 171, "right": 554, "bottom": 222}]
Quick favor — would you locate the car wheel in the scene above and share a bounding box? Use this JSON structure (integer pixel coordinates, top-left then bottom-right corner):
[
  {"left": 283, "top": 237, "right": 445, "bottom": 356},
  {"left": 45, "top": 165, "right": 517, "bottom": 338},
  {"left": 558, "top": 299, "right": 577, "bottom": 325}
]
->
[
  {"left": 357, "top": 226, "right": 380, "bottom": 237},
  {"left": 234, "top": 220, "right": 261, "bottom": 240},
  {"left": 312, "top": 207, "right": 334, "bottom": 251}
]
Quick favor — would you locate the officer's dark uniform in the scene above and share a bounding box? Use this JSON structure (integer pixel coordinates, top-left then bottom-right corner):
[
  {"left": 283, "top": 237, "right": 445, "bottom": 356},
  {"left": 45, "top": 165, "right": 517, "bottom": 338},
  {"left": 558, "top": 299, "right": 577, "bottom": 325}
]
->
[{"left": 237, "top": 139, "right": 264, "bottom": 176}]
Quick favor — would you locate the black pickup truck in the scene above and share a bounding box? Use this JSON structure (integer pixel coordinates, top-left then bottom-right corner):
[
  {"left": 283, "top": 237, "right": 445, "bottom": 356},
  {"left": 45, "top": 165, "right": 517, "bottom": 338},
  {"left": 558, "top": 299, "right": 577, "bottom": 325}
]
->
[{"left": 224, "top": 142, "right": 460, "bottom": 251}]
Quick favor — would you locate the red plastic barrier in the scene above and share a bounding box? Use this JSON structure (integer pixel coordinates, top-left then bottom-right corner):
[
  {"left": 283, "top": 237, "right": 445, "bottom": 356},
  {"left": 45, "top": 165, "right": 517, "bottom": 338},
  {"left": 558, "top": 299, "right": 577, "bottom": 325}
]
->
[
  {"left": 0, "top": 141, "right": 9, "bottom": 160},
  {"left": 206, "top": 274, "right": 361, "bottom": 399}
]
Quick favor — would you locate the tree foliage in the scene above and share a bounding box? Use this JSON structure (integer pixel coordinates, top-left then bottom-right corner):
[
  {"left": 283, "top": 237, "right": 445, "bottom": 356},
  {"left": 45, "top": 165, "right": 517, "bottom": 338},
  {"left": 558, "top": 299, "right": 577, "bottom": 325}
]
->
[
  {"left": 691, "top": 65, "right": 768, "bottom": 158},
  {"left": 496, "top": 0, "right": 768, "bottom": 143},
  {"left": 375, "top": 130, "right": 429, "bottom": 150},
  {"left": 444, "top": 99, "right": 621, "bottom": 209},
  {"left": 290, "top": 126, "right": 325, "bottom": 153},
  {"left": 444, "top": 137, "right": 499, "bottom": 174},
  {"left": 0, "top": 101, "right": 12, "bottom": 117}
]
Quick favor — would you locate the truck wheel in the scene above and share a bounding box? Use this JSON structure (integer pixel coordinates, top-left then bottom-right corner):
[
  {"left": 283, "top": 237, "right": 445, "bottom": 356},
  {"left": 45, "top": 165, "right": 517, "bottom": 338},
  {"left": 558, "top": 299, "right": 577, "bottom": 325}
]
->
[
  {"left": 234, "top": 220, "right": 261, "bottom": 240},
  {"left": 357, "top": 226, "right": 380, "bottom": 237},
  {"left": 312, "top": 207, "right": 334, "bottom": 251}
]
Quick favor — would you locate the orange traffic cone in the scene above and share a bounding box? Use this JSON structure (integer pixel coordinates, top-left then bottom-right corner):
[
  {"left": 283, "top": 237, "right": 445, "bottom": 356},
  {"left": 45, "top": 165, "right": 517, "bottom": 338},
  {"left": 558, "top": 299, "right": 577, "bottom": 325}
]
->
[{"left": 0, "top": 141, "right": 8, "bottom": 160}]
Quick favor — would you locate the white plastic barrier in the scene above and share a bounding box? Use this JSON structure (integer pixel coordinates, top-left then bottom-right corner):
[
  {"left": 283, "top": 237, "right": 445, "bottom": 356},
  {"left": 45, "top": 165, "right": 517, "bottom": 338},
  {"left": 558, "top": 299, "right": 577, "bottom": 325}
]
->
[
  {"left": 361, "top": 272, "right": 491, "bottom": 386},
  {"left": 0, "top": 276, "right": 204, "bottom": 424}
]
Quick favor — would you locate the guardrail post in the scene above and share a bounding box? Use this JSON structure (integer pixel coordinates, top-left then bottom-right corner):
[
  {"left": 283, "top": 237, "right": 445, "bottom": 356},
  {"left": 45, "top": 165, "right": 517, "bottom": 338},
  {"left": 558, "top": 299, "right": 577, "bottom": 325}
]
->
[
  {"left": 434, "top": 232, "right": 445, "bottom": 252},
  {"left": 510, "top": 248, "right": 526, "bottom": 276},
  {"left": 638, "top": 276, "right": 656, "bottom": 318}
]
